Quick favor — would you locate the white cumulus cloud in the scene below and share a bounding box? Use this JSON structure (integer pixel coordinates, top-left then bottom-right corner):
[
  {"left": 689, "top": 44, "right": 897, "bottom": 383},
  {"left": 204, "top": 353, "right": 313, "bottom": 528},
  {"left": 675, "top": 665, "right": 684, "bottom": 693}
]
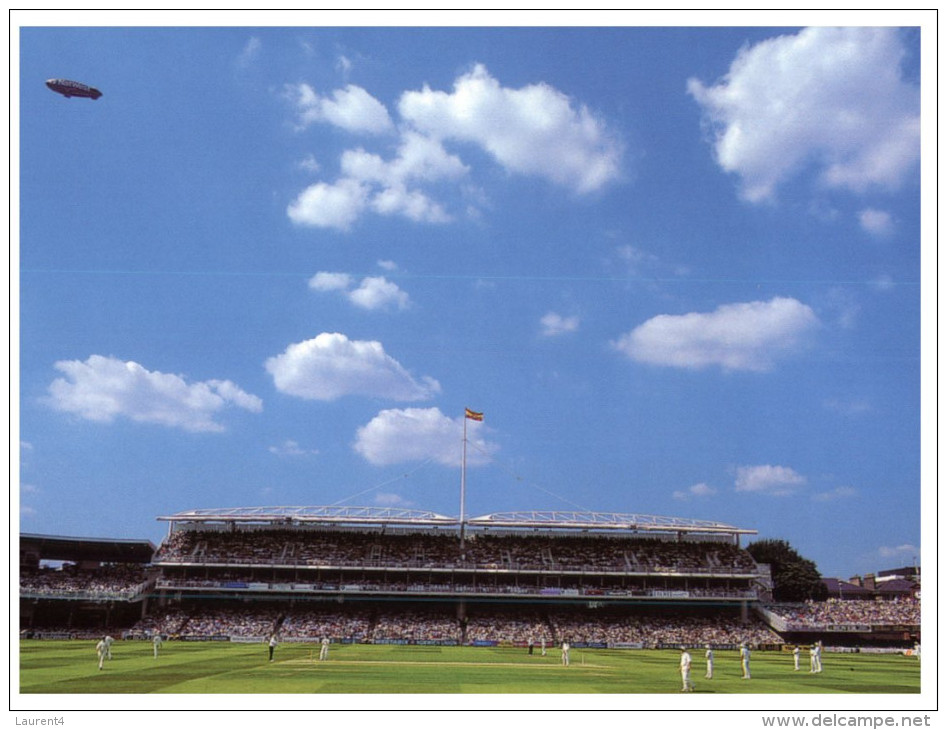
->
[
  {"left": 341, "top": 132, "right": 469, "bottom": 186},
  {"left": 734, "top": 465, "right": 806, "bottom": 496},
  {"left": 813, "top": 485, "right": 857, "bottom": 502},
  {"left": 47, "top": 355, "right": 262, "bottom": 433},
  {"left": 288, "top": 65, "right": 623, "bottom": 231},
  {"left": 269, "top": 440, "right": 319, "bottom": 457},
  {"left": 612, "top": 297, "right": 819, "bottom": 372},
  {"left": 688, "top": 27, "right": 919, "bottom": 202},
  {"left": 308, "top": 272, "right": 410, "bottom": 311},
  {"left": 297, "top": 154, "right": 321, "bottom": 173},
  {"left": 308, "top": 271, "right": 353, "bottom": 292},
  {"left": 287, "top": 178, "right": 369, "bottom": 231},
  {"left": 399, "top": 64, "right": 622, "bottom": 194},
  {"left": 540, "top": 312, "right": 580, "bottom": 337},
  {"left": 265, "top": 333, "right": 440, "bottom": 402},
  {"left": 672, "top": 482, "right": 718, "bottom": 501},
  {"left": 878, "top": 544, "right": 918, "bottom": 560},
  {"left": 353, "top": 407, "right": 496, "bottom": 467},
  {"left": 236, "top": 37, "right": 261, "bottom": 69},
  {"left": 858, "top": 208, "right": 895, "bottom": 236},
  {"left": 348, "top": 276, "right": 411, "bottom": 311},
  {"left": 290, "top": 83, "right": 394, "bottom": 135},
  {"left": 369, "top": 184, "right": 451, "bottom": 223},
  {"left": 289, "top": 134, "right": 464, "bottom": 230}
]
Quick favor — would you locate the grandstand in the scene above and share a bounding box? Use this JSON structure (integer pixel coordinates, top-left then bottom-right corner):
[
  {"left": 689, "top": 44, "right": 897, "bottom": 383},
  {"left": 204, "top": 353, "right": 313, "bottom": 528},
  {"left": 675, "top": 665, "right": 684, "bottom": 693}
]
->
[
  {"left": 18, "top": 506, "right": 920, "bottom": 650},
  {"left": 151, "top": 506, "right": 762, "bottom": 602},
  {"left": 20, "top": 533, "right": 156, "bottom": 637},
  {"left": 142, "top": 506, "right": 774, "bottom": 647}
]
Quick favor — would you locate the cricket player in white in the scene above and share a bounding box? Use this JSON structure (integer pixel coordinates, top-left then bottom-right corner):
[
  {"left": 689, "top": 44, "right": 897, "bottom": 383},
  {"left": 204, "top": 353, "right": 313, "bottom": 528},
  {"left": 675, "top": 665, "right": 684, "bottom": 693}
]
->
[
  {"left": 541, "top": 637, "right": 546, "bottom": 656},
  {"left": 814, "top": 641, "right": 823, "bottom": 673},
  {"left": 153, "top": 633, "right": 162, "bottom": 658},
  {"left": 809, "top": 644, "right": 817, "bottom": 673},
  {"left": 740, "top": 643, "right": 751, "bottom": 679},
  {"left": 96, "top": 639, "right": 107, "bottom": 670},
  {"left": 561, "top": 641, "right": 570, "bottom": 666},
  {"left": 704, "top": 646, "right": 714, "bottom": 679},
  {"left": 680, "top": 648, "right": 694, "bottom": 692},
  {"left": 104, "top": 635, "right": 114, "bottom": 659},
  {"left": 319, "top": 636, "right": 329, "bottom": 661},
  {"left": 793, "top": 645, "right": 801, "bottom": 671}
]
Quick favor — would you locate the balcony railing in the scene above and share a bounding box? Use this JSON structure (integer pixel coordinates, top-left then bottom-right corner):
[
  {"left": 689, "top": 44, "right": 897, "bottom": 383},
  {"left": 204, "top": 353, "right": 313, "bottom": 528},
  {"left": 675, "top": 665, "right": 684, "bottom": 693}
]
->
[
  {"left": 19, "top": 578, "right": 154, "bottom": 602},
  {"left": 153, "top": 577, "right": 759, "bottom": 601},
  {"left": 152, "top": 555, "right": 757, "bottom": 577}
]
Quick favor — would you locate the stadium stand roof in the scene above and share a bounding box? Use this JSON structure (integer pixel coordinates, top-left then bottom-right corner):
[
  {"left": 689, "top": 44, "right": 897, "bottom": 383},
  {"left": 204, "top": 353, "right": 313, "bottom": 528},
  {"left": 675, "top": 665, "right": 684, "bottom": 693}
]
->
[
  {"left": 874, "top": 578, "right": 918, "bottom": 597},
  {"left": 20, "top": 533, "right": 156, "bottom": 563},
  {"left": 158, "top": 506, "right": 456, "bottom": 526},
  {"left": 157, "top": 506, "right": 756, "bottom": 536},
  {"left": 878, "top": 565, "right": 919, "bottom": 580},
  {"left": 468, "top": 510, "right": 756, "bottom": 535},
  {"left": 822, "top": 577, "right": 874, "bottom": 599}
]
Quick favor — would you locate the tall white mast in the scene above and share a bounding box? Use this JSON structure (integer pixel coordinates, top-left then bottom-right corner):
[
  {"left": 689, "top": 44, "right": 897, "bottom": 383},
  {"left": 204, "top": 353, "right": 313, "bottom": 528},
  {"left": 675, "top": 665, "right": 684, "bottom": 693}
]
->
[
  {"left": 460, "top": 410, "right": 468, "bottom": 556},
  {"left": 459, "top": 408, "right": 482, "bottom": 559}
]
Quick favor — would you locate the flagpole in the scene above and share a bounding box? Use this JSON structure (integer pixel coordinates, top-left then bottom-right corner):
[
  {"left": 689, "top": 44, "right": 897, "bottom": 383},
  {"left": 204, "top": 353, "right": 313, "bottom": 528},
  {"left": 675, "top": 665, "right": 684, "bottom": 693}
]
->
[
  {"left": 459, "top": 408, "right": 482, "bottom": 561},
  {"left": 460, "top": 410, "right": 467, "bottom": 558}
]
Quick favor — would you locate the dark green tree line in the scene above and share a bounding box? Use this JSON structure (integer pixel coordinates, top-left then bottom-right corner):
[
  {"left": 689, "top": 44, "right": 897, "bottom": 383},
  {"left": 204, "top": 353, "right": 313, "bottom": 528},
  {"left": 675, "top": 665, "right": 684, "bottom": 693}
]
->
[{"left": 746, "top": 538, "right": 829, "bottom": 602}]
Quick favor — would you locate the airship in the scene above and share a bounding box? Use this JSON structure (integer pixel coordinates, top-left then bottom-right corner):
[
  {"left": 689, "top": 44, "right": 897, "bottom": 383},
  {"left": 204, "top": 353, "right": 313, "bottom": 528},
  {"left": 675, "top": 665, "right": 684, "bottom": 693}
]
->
[{"left": 46, "top": 78, "right": 102, "bottom": 100}]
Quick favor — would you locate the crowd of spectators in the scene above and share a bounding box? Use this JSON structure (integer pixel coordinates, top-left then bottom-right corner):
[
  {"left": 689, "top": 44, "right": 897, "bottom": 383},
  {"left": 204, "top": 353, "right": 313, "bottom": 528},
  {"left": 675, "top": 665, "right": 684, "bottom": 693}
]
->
[
  {"left": 127, "top": 607, "right": 189, "bottom": 637},
  {"left": 154, "top": 574, "right": 756, "bottom": 600},
  {"left": 549, "top": 612, "right": 782, "bottom": 646},
  {"left": 153, "top": 527, "right": 757, "bottom": 576},
  {"left": 123, "top": 605, "right": 781, "bottom": 647},
  {"left": 181, "top": 606, "right": 282, "bottom": 637},
  {"left": 20, "top": 626, "right": 111, "bottom": 640},
  {"left": 372, "top": 610, "right": 462, "bottom": 642},
  {"left": 766, "top": 598, "right": 920, "bottom": 628},
  {"left": 280, "top": 610, "right": 373, "bottom": 642},
  {"left": 32, "top": 597, "right": 918, "bottom": 646},
  {"left": 20, "top": 564, "right": 149, "bottom": 598},
  {"left": 464, "top": 611, "right": 551, "bottom": 644},
  {"left": 27, "top": 591, "right": 919, "bottom": 645}
]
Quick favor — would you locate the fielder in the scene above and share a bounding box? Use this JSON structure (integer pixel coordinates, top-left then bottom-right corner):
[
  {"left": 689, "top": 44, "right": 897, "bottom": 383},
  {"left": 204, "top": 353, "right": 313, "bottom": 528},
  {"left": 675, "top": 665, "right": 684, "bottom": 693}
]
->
[
  {"left": 704, "top": 646, "right": 714, "bottom": 679},
  {"left": 680, "top": 647, "right": 694, "bottom": 692},
  {"left": 95, "top": 638, "right": 107, "bottom": 670},
  {"left": 740, "top": 643, "right": 751, "bottom": 679},
  {"left": 561, "top": 641, "right": 570, "bottom": 666},
  {"left": 319, "top": 636, "right": 330, "bottom": 661}
]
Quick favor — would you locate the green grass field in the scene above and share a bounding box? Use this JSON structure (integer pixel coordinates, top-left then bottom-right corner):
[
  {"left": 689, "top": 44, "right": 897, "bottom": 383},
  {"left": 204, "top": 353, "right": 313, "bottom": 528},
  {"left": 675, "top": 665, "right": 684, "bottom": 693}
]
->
[{"left": 19, "top": 641, "right": 920, "bottom": 694}]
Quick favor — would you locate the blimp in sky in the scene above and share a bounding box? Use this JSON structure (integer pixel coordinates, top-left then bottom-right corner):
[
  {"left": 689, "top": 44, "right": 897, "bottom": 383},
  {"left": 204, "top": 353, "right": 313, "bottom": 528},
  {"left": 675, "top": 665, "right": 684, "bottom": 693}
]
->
[{"left": 46, "top": 78, "right": 102, "bottom": 100}]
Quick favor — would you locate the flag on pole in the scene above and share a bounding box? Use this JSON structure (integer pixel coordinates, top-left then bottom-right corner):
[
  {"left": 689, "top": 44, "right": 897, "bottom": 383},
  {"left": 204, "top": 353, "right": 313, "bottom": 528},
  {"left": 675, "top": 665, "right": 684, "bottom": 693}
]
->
[{"left": 465, "top": 408, "right": 484, "bottom": 421}]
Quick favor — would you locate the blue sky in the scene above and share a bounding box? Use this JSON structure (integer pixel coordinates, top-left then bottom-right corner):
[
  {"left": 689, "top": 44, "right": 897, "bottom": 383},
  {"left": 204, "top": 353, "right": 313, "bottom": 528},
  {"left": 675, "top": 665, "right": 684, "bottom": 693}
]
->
[{"left": 15, "top": 14, "right": 931, "bottom": 580}]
